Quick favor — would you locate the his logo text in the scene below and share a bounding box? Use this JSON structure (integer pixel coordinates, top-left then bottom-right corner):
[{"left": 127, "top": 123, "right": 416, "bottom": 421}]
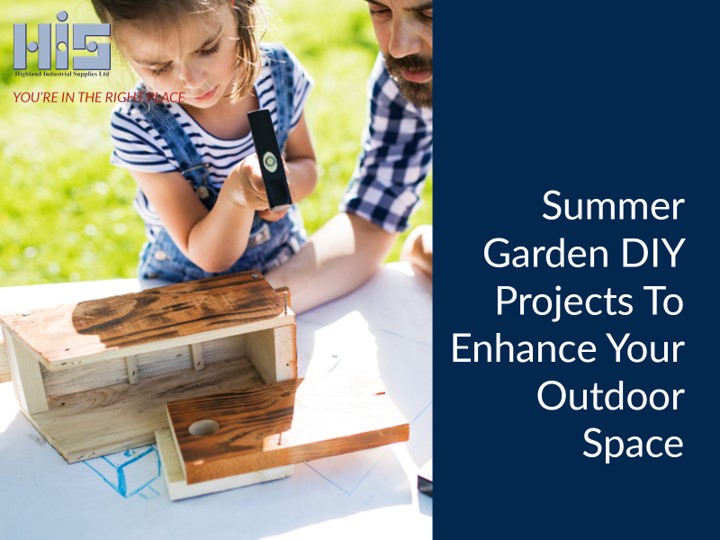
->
[{"left": 13, "top": 11, "right": 110, "bottom": 71}]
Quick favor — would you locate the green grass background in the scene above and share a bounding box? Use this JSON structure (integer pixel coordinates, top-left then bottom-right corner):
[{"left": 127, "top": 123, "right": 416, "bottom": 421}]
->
[{"left": 0, "top": 0, "right": 432, "bottom": 286}]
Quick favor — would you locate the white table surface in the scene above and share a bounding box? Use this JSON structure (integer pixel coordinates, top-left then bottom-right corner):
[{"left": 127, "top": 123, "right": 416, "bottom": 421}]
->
[{"left": 0, "top": 263, "right": 432, "bottom": 540}]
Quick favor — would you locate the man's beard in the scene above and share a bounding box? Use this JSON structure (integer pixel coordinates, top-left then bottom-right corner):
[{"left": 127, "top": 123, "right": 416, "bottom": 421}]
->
[{"left": 384, "top": 53, "right": 433, "bottom": 109}]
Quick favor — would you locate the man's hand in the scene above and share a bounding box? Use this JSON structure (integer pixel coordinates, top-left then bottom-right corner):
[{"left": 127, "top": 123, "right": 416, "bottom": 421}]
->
[{"left": 401, "top": 224, "right": 433, "bottom": 277}]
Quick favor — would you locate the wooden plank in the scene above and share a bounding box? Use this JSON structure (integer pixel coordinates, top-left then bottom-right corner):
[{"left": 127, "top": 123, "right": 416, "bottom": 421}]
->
[
  {"left": 41, "top": 335, "right": 246, "bottom": 398},
  {"left": 166, "top": 371, "right": 410, "bottom": 484},
  {"left": 155, "top": 429, "right": 293, "bottom": 501},
  {"left": 197, "top": 334, "right": 246, "bottom": 364},
  {"left": 30, "top": 355, "right": 265, "bottom": 463},
  {"left": 126, "top": 356, "right": 139, "bottom": 384},
  {"left": 245, "top": 325, "right": 297, "bottom": 384},
  {"left": 2, "top": 327, "right": 48, "bottom": 414},
  {"left": 190, "top": 343, "right": 205, "bottom": 371},
  {"left": 42, "top": 357, "right": 127, "bottom": 398},
  {"left": 0, "top": 272, "right": 292, "bottom": 370},
  {"left": 0, "top": 338, "right": 11, "bottom": 383},
  {"left": 274, "top": 287, "right": 292, "bottom": 312}
]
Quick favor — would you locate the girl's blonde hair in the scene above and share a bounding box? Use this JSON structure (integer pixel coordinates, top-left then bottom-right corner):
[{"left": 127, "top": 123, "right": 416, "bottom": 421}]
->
[{"left": 91, "top": 0, "right": 262, "bottom": 101}]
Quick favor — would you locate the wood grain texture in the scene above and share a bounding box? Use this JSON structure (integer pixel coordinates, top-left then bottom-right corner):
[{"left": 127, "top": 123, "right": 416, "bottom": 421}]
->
[
  {"left": 0, "top": 272, "right": 292, "bottom": 369},
  {"left": 166, "top": 371, "right": 410, "bottom": 484},
  {"left": 190, "top": 343, "right": 205, "bottom": 371},
  {"left": 156, "top": 429, "right": 292, "bottom": 501},
  {"left": 245, "top": 326, "right": 297, "bottom": 384},
  {"left": 0, "top": 339, "right": 10, "bottom": 383},
  {"left": 39, "top": 333, "right": 245, "bottom": 398},
  {"left": 125, "top": 356, "right": 139, "bottom": 384},
  {"left": 274, "top": 287, "right": 292, "bottom": 311},
  {"left": 2, "top": 328, "right": 48, "bottom": 414},
  {"left": 30, "top": 355, "right": 265, "bottom": 462}
]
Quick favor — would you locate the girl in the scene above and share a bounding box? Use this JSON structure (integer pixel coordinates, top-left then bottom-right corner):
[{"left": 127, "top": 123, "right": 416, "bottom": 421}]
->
[{"left": 91, "top": 0, "right": 317, "bottom": 282}]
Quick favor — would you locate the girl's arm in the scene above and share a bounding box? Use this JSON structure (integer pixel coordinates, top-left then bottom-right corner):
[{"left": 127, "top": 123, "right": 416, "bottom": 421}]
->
[
  {"left": 130, "top": 168, "right": 256, "bottom": 272},
  {"left": 129, "top": 114, "right": 316, "bottom": 273},
  {"left": 283, "top": 113, "right": 317, "bottom": 203}
]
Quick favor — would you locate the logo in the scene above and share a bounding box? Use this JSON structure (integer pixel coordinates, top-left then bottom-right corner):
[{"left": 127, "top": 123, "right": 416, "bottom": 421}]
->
[
  {"left": 263, "top": 152, "right": 278, "bottom": 173},
  {"left": 13, "top": 10, "right": 111, "bottom": 71}
]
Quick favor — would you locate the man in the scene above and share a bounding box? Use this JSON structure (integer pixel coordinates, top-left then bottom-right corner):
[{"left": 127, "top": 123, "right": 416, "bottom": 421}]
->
[{"left": 267, "top": 0, "right": 433, "bottom": 312}]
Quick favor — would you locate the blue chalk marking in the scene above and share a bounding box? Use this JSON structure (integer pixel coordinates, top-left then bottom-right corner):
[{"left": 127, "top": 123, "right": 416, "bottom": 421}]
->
[
  {"left": 138, "top": 484, "right": 161, "bottom": 500},
  {"left": 83, "top": 445, "right": 161, "bottom": 498}
]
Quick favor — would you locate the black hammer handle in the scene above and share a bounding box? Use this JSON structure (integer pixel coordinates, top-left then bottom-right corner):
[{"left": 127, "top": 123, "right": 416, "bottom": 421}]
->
[{"left": 248, "top": 109, "right": 293, "bottom": 212}]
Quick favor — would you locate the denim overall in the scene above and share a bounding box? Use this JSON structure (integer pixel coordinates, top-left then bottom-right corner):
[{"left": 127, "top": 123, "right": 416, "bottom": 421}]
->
[{"left": 136, "top": 44, "right": 305, "bottom": 282}]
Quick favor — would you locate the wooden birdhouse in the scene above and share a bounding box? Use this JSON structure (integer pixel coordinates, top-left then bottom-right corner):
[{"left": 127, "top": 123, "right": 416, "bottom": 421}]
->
[{"left": 0, "top": 271, "right": 409, "bottom": 499}]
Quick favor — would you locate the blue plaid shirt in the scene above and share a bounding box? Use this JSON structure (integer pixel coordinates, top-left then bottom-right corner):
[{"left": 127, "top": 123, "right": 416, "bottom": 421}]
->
[{"left": 341, "top": 53, "right": 433, "bottom": 233}]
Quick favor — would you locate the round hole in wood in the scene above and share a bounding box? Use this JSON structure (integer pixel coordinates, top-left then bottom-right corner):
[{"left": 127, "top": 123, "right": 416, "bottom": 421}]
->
[{"left": 188, "top": 419, "right": 220, "bottom": 436}]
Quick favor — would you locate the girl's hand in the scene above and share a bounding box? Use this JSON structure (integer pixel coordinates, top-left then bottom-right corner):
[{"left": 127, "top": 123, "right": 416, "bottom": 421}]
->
[
  {"left": 258, "top": 207, "right": 290, "bottom": 222},
  {"left": 226, "top": 155, "right": 294, "bottom": 220},
  {"left": 226, "top": 154, "right": 269, "bottom": 210}
]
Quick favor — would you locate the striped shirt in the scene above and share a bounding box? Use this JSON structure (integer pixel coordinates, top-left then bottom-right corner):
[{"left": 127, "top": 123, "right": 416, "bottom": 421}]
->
[
  {"left": 341, "top": 53, "right": 433, "bottom": 234},
  {"left": 108, "top": 48, "right": 312, "bottom": 236}
]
